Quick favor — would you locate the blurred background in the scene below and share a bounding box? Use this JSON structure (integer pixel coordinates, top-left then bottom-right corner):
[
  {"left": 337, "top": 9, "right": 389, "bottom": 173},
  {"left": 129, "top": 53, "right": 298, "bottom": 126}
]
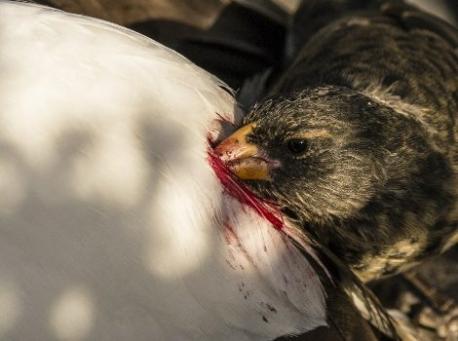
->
[{"left": 33, "top": 0, "right": 457, "bottom": 92}]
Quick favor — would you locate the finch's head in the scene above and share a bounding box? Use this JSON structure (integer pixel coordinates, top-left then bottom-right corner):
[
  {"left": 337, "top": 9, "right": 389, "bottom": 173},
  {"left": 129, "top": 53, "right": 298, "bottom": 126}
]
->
[{"left": 216, "top": 86, "right": 425, "bottom": 226}]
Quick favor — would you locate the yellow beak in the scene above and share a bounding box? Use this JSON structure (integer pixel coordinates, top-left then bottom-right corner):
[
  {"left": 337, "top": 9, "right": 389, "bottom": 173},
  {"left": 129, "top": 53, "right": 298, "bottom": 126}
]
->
[{"left": 215, "top": 123, "right": 272, "bottom": 181}]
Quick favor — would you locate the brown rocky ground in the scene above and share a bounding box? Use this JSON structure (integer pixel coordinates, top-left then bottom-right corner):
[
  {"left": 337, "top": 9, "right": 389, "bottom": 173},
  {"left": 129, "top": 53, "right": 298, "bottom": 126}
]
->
[
  {"left": 372, "top": 247, "right": 458, "bottom": 340},
  {"left": 45, "top": 0, "right": 299, "bottom": 27}
]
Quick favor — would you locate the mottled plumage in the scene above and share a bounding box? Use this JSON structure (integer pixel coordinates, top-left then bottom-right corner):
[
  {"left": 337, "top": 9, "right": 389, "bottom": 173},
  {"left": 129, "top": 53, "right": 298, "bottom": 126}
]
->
[{"left": 217, "top": 0, "right": 458, "bottom": 282}]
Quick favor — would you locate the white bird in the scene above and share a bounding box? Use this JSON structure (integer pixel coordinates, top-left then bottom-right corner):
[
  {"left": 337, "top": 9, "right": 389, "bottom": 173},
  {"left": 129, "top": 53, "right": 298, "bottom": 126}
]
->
[{"left": 0, "top": 2, "right": 401, "bottom": 340}]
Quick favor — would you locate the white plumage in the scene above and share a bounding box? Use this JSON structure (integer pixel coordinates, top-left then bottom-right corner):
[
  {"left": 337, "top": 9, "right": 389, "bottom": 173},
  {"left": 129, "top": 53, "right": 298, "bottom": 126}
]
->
[{"left": 0, "top": 2, "right": 327, "bottom": 340}]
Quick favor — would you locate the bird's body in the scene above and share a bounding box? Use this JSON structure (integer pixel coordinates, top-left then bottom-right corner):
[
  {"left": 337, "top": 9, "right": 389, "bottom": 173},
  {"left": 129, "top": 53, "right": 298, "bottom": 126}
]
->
[
  {"left": 217, "top": 0, "right": 458, "bottom": 282},
  {"left": 280, "top": 1, "right": 458, "bottom": 281},
  {"left": 0, "top": 2, "right": 397, "bottom": 340}
]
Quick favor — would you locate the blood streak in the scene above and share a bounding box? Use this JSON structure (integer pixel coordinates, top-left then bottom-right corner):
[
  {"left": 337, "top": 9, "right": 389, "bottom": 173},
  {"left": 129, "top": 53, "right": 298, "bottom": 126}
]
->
[{"left": 208, "top": 149, "right": 284, "bottom": 230}]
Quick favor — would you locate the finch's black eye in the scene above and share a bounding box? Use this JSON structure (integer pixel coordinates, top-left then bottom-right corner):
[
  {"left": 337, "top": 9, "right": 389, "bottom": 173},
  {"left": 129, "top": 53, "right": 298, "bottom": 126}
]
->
[{"left": 287, "top": 139, "right": 308, "bottom": 154}]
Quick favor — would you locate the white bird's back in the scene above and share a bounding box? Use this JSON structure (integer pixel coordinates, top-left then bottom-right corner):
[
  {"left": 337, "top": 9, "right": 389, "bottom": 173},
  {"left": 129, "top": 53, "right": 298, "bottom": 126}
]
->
[{"left": 0, "top": 2, "right": 326, "bottom": 340}]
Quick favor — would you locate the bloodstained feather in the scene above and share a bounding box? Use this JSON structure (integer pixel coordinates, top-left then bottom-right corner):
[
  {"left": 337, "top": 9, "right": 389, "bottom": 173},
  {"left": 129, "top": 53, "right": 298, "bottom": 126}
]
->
[{"left": 208, "top": 149, "right": 284, "bottom": 230}]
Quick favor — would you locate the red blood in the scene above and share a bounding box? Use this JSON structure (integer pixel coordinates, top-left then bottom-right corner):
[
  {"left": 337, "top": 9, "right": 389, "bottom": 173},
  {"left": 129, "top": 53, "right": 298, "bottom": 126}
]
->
[
  {"left": 223, "top": 222, "right": 239, "bottom": 245},
  {"left": 208, "top": 149, "right": 284, "bottom": 230},
  {"left": 215, "top": 112, "right": 234, "bottom": 125}
]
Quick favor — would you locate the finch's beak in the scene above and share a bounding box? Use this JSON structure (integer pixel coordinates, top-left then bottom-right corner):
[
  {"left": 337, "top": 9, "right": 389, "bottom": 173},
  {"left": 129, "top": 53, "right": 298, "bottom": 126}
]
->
[{"left": 215, "top": 123, "right": 276, "bottom": 181}]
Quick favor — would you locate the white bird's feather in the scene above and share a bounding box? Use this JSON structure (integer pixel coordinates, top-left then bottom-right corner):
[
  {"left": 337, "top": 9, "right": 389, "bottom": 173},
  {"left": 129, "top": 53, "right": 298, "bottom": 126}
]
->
[{"left": 0, "top": 2, "right": 326, "bottom": 340}]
